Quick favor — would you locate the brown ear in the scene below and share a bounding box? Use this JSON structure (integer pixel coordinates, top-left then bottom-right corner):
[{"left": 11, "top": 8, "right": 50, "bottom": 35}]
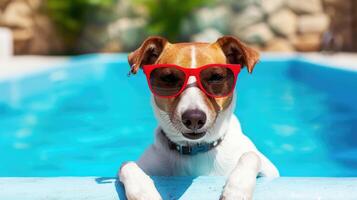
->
[
  {"left": 214, "top": 35, "right": 259, "bottom": 73},
  {"left": 128, "top": 36, "right": 168, "bottom": 74}
]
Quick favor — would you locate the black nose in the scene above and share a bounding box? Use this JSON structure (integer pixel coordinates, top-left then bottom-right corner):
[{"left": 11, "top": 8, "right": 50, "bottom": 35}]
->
[{"left": 181, "top": 109, "right": 207, "bottom": 131}]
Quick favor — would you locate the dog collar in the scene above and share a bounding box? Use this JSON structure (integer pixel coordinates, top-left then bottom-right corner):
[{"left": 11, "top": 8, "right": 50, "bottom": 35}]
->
[{"left": 161, "top": 130, "right": 223, "bottom": 155}]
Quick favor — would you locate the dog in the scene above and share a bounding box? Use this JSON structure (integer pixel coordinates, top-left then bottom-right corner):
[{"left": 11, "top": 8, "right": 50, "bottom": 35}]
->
[{"left": 119, "top": 35, "right": 279, "bottom": 200}]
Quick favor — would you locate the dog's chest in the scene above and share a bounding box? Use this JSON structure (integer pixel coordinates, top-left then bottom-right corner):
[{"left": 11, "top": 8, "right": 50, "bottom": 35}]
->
[{"left": 170, "top": 147, "right": 238, "bottom": 176}]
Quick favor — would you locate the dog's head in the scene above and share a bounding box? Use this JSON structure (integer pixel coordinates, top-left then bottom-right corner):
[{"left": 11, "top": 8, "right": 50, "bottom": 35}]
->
[{"left": 128, "top": 36, "right": 259, "bottom": 145}]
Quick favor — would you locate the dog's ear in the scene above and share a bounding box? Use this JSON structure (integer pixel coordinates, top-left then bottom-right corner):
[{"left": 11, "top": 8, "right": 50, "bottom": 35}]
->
[
  {"left": 128, "top": 36, "right": 168, "bottom": 74},
  {"left": 214, "top": 35, "right": 259, "bottom": 73}
]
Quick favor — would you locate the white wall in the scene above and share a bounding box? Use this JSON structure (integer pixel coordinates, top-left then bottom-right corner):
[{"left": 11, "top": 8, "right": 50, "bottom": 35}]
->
[{"left": 0, "top": 27, "right": 13, "bottom": 58}]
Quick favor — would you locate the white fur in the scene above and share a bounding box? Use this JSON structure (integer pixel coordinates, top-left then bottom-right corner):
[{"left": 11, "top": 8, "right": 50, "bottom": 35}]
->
[
  {"left": 190, "top": 46, "right": 196, "bottom": 68},
  {"left": 137, "top": 111, "right": 279, "bottom": 177},
  {"left": 221, "top": 152, "right": 261, "bottom": 200},
  {"left": 187, "top": 76, "right": 196, "bottom": 84},
  {"left": 119, "top": 162, "right": 162, "bottom": 200}
]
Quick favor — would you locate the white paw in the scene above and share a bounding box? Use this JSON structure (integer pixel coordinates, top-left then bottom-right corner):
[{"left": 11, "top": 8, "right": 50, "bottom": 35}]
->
[
  {"left": 120, "top": 162, "right": 162, "bottom": 200},
  {"left": 220, "top": 187, "right": 252, "bottom": 200},
  {"left": 125, "top": 184, "right": 162, "bottom": 200},
  {"left": 220, "top": 180, "right": 254, "bottom": 200},
  {"left": 124, "top": 174, "right": 162, "bottom": 200}
]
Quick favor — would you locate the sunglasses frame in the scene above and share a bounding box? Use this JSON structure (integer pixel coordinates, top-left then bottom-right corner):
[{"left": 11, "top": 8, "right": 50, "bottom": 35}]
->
[{"left": 142, "top": 63, "right": 242, "bottom": 98}]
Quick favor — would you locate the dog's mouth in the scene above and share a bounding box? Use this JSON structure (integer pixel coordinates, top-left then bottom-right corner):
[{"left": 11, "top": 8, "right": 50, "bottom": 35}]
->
[{"left": 182, "top": 132, "right": 206, "bottom": 140}]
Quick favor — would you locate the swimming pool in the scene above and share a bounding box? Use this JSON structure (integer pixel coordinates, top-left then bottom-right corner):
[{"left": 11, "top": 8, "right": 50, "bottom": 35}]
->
[{"left": 0, "top": 54, "right": 356, "bottom": 177}]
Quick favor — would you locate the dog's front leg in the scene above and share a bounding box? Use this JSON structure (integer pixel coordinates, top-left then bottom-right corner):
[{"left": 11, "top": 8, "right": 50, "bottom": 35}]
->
[
  {"left": 220, "top": 151, "right": 261, "bottom": 200},
  {"left": 119, "top": 162, "right": 162, "bottom": 200}
]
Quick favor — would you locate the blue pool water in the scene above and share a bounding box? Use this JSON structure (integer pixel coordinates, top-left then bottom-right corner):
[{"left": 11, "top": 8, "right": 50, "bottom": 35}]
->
[{"left": 0, "top": 54, "right": 356, "bottom": 177}]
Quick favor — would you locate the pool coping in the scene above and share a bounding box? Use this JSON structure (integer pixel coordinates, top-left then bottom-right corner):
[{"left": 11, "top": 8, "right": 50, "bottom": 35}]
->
[{"left": 1, "top": 177, "right": 357, "bottom": 200}]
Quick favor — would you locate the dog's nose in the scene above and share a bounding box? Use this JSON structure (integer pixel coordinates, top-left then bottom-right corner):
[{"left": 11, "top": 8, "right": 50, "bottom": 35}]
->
[{"left": 181, "top": 109, "right": 207, "bottom": 131}]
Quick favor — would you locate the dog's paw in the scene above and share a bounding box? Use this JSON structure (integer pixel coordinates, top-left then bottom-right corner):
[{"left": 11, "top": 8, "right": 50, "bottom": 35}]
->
[
  {"left": 124, "top": 178, "right": 162, "bottom": 200},
  {"left": 220, "top": 189, "right": 252, "bottom": 200},
  {"left": 120, "top": 162, "right": 162, "bottom": 200},
  {"left": 125, "top": 189, "right": 162, "bottom": 200},
  {"left": 220, "top": 182, "right": 253, "bottom": 200}
]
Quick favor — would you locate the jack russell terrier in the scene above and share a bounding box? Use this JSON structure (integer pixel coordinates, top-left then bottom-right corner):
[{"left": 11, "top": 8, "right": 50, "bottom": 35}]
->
[{"left": 119, "top": 35, "right": 279, "bottom": 200}]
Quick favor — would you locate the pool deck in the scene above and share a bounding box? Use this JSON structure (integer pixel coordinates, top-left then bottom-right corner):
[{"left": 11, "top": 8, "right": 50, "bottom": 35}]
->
[
  {"left": 1, "top": 177, "right": 357, "bottom": 200},
  {"left": 0, "top": 53, "right": 357, "bottom": 81},
  {"left": 0, "top": 55, "right": 68, "bottom": 80},
  {"left": 263, "top": 52, "right": 357, "bottom": 71}
]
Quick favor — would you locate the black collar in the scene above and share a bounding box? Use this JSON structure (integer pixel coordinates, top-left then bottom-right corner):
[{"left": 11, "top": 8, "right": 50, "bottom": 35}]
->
[{"left": 161, "top": 130, "right": 223, "bottom": 155}]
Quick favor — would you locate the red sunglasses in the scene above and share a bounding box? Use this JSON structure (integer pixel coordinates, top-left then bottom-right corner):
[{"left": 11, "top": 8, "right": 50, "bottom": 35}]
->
[{"left": 142, "top": 64, "right": 241, "bottom": 98}]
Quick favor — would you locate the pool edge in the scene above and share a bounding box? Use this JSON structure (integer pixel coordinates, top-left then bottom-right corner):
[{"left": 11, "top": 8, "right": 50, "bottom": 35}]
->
[{"left": 0, "top": 177, "right": 357, "bottom": 200}]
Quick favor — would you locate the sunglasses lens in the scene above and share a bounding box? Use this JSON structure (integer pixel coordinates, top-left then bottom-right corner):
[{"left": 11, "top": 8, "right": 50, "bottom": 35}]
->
[
  {"left": 200, "top": 66, "right": 235, "bottom": 97},
  {"left": 149, "top": 67, "right": 186, "bottom": 96}
]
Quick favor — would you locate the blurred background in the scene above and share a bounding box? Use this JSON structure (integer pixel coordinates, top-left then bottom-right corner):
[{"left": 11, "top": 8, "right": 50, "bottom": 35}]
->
[{"left": 0, "top": 0, "right": 356, "bottom": 55}]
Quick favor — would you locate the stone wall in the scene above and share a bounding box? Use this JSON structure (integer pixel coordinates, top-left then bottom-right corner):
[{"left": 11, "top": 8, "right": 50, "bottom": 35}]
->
[
  {"left": 188, "top": 0, "right": 331, "bottom": 52},
  {"left": 99, "top": 0, "right": 333, "bottom": 52}
]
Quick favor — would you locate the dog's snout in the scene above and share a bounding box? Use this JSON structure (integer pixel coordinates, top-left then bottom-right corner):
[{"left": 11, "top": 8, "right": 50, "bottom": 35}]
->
[{"left": 181, "top": 109, "right": 207, "bottom": 131}]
